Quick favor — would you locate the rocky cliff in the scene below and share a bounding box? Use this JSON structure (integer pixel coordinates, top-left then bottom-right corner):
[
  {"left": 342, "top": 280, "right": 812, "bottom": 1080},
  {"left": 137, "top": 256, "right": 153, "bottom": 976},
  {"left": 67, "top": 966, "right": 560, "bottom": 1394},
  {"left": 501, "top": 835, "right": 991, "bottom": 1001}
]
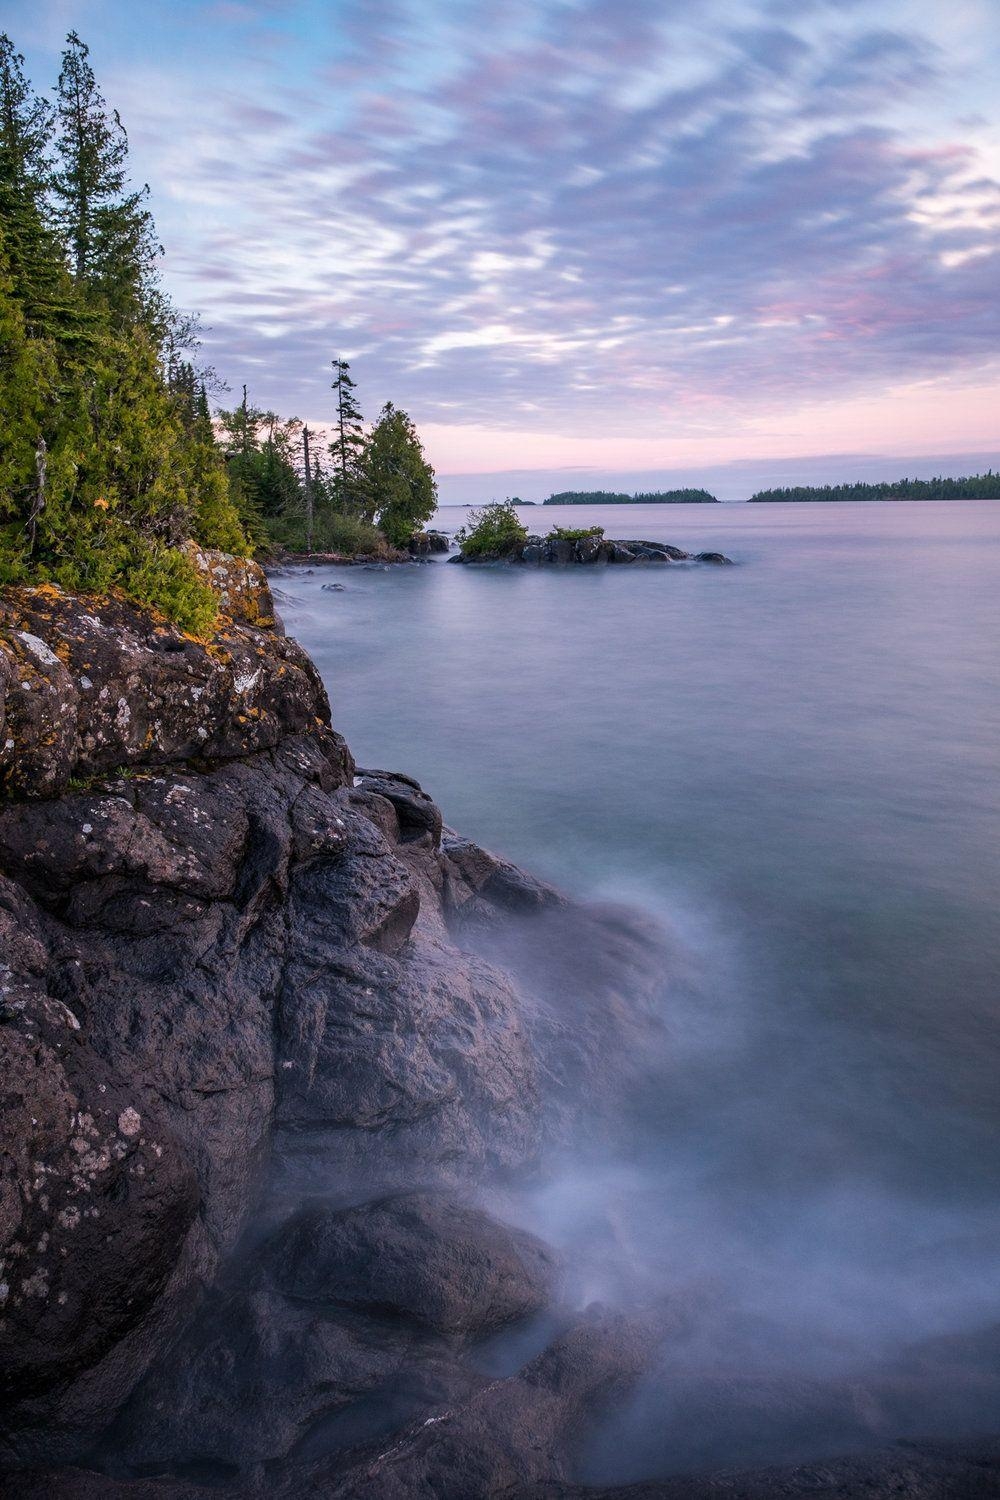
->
[
  {"left": 0, "top": 558, "right": 673, "bottom": 1496},
  {"left": 2, "top": 561, "right": 998, "bottom": 1500}
]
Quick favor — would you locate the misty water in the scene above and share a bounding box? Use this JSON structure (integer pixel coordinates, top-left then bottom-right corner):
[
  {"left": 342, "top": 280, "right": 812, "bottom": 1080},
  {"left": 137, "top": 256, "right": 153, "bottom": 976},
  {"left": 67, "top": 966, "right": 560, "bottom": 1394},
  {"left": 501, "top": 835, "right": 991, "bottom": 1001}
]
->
[{"left": 276, "top": 500, "right": 1000, "bottom": 1480}]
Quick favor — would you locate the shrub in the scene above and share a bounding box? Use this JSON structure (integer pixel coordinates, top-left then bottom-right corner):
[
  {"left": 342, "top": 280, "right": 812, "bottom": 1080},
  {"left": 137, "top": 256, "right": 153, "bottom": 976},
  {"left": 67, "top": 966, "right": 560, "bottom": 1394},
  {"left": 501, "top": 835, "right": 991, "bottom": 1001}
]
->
[
  {"left": 455, "top": 501, "right": 529, "bottom": 558},
  {"left": 545, "top": 525, "right": 604, "bottom": 542},
  {"left": 267, "top": 507, "right": 393, "bottom": 558}
]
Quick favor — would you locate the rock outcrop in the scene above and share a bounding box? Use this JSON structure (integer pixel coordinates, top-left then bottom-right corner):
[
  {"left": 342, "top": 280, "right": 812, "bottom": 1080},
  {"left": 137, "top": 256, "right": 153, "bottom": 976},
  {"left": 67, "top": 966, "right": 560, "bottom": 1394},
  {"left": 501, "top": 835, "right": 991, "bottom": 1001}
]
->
[
  {"left": 0, "top": 573, "right": 672, "bottom": 1493},
  {"left": 408, "top": 530, "right": 451, "bottom": 556},
  {"left": 450, "top": 537, "right": 733, "bottom": 566},
  {"left": 4, "top": 570, "right": 995, "bottom": 1500}
]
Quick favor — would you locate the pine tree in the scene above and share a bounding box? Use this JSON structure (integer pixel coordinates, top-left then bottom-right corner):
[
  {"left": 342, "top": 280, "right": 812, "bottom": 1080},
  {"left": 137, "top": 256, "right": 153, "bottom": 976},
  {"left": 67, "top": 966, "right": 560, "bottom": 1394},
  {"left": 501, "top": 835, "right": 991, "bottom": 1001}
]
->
[
  {"left": 329, "top": 357, "right": 371, "bottom": 518},
  {"left": 366, "top": 402, "right": 437, "bottom": 547},
  {"left": 50, "top": 31, "right": 160, "bottom": 326},
  {"left": 0, "top": 34, "right": 81, "bottom": 348}
]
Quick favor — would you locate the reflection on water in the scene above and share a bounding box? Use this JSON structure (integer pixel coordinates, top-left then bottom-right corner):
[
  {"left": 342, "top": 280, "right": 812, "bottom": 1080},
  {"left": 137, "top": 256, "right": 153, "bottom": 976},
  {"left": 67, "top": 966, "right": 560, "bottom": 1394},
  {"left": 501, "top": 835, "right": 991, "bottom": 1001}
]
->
[{"left": 276, "top": 500, "right": 1000, "bottom": 1477}]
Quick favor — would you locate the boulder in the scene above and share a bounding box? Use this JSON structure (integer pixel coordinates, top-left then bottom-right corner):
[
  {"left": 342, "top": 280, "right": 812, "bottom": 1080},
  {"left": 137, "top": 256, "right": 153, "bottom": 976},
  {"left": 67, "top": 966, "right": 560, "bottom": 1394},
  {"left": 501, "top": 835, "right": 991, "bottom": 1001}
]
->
[
  {"left": 575, "top": 535, "right": 603, "bottom": 563},
  {"left": 265, "top": 1190, "right": 558, "bottom": 1335},
  {"left": 695, "top": 551, "right": 734, "bottom": 564},
  {"left": 282, "top": 1308, "right": 653, "bottom": 1500},
  {"left": 408, "top": 532, "right": 450, "bottom": 556}
]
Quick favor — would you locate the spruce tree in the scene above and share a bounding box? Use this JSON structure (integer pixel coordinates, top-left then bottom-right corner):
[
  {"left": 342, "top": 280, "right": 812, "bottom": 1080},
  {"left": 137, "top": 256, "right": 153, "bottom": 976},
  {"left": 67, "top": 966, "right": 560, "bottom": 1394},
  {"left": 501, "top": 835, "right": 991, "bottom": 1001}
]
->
[
  {"left": 366, "top": 402, "right": 437, "bottom": 547},
  {"left": 0, "top": 35, "right": 80, "bottom": 347},
  {"left": 50, "top": 31, "right": 160, "bottom": 326},
  {"left": 329, "top": 357, "right": 371, "bottom": 518}
]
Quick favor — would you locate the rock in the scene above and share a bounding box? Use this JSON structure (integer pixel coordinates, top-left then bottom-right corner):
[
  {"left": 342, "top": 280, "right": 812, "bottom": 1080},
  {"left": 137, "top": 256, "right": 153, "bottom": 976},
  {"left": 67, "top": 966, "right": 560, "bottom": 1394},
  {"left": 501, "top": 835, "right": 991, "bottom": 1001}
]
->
[
  {"left": 408, "top": 532, "right": 450, "bottom": 556},
  {"left": 283, "top": 1307, "right": 653, "bottom": 1499},
  {"left": 575, "top": 535, "right": 603, "bottom": 563},
  {"left": 0, "top": 886, "right": 199, "bottom": 1407},
  {"left": 695, "top": 551, "right": 734, "bottom": 564},
  {"left": 608, "top": 543, "right": 636, "bottom": 562},
  {"left": 522, "top": 543, "right": 545, "bottom": 564},
  {"left": 185, "top": 547, "right": 277, "bottom": 627},
  {"left": 265, "top": 1190, "right": 558, "bottom": 1335},
  {"left": 100, "top": 1285, "right": 426, "bottom": 1475},
  {"left": 546, "top": 539, "right": 576, "bottom": 565},
  {"left": 0, "top": 586, "right": 330, "bottom": 798},
  {"left": 355, "top": 769, "right": 443, "bottom": 848}
]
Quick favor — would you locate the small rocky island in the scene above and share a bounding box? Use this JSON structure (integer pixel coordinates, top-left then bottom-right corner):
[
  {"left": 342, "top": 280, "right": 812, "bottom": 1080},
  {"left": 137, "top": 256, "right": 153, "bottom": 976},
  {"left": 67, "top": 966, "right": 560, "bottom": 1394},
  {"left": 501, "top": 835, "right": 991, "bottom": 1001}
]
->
[{"left": 451, "top": 535, "right": 732, "bottom": 566}]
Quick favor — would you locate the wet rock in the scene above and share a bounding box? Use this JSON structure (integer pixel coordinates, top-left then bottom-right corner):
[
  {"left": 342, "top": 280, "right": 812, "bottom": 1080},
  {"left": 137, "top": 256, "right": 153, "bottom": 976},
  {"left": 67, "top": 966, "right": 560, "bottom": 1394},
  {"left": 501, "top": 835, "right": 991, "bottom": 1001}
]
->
[
  {"left": 265, "top": 1190, "right": 558, "bottom": 1335},
  {"left": 102, "top": 1286, "right": 418, "bottom": 1473},
  {"left": 575, "top": 535, "right": 604, "bottom": 563},
  {"left": 284, "top": 1307, "right": 652, "bottom": 1499},
  {"left": 695, "top": 551, "right": 734, "bottom": 564},
  {"left": 408, "top": 531, "right": 450, "bottom": 556}
]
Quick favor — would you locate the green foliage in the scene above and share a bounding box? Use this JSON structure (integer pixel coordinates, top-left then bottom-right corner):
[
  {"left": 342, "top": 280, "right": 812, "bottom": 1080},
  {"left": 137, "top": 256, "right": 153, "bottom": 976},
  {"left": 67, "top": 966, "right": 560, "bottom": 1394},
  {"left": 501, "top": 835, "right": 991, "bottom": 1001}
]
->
[
  {"left": 51, "top": 31, "right": 161, "bottom": 328},
  {"left": 545, "top": 525, "right": 604, "bottom": 542},
  {"left": 0, "top": 31, "right": 233, "bottom": 633},
  {"left": 366, "top": 401, "right": 438, "bottom": 547},
  {"left": 455, "top": 500, "right": 529, "bottom": 558},
  {"left": 268, "top": 505, "right": 389, "bottom": 558},
  {"left": 748, "top": 474, "right": 1000, "bottom": 503},
  {"left": 544, "top": 489, "right": 718, "bottom": 504},
  {"left": 1, "top": 29, "right": 443, "bottom": 604}
]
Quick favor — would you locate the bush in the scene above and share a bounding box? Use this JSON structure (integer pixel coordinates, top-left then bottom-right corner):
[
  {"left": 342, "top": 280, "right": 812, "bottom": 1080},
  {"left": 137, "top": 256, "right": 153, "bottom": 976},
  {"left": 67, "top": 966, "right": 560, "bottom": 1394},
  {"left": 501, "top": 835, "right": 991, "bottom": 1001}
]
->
[
  {"left": 455, "top": 501, "right": 529, "bottom": 558},
  {"left": 266, "top": 507, "right": 393, "bottom": 558},
  {"left": 545, "top": 525, "right": 604, "bottom": 542}
]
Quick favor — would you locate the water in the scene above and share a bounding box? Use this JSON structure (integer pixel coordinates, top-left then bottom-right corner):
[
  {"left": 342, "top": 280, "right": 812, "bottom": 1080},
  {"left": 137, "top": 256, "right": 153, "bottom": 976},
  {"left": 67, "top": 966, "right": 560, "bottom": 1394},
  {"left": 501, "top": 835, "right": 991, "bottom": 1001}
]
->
[{"left": 274, "top": 500, "right": 1000, "bottom": 1478}]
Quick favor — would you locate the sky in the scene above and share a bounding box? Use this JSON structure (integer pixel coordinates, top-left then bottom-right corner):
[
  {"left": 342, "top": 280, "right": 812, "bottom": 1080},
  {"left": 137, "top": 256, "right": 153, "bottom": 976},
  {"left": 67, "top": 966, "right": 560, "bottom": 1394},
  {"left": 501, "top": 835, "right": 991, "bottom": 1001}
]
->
[{"left": 8, "top": 0, "right": 1000, "bottom": 499}]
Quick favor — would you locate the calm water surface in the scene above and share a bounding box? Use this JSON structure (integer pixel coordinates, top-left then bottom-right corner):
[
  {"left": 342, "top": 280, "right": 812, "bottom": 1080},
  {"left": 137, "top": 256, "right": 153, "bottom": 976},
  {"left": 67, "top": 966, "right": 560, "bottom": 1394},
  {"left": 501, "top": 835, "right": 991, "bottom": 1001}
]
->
[{"left": 276, "top": 501, "right": 1000, "bottom": 1475}]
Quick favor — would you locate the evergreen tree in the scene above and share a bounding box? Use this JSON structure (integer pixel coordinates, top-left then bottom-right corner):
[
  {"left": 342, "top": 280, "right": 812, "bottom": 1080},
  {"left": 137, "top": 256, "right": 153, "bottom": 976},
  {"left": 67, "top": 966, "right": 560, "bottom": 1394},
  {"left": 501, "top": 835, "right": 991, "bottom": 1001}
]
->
[
  {"left": 329, "top": 357, "right": 370, "bottom": 518},
  {"left": 366, "top": 401, "right": 437, "bottom": 547},
  {"left": 0, "top": 35, "right": 81, "bottom": 347},
  {"left": 50, "top": 31, "right": 160, "bottom": 326}
]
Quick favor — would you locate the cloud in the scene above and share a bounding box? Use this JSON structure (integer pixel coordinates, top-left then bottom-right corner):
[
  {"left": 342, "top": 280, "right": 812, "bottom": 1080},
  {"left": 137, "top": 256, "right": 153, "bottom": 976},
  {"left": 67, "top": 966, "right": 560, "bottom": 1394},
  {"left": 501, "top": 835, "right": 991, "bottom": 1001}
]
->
[{"left": 12, "top": 0, "right": 998, "bottom": 452}]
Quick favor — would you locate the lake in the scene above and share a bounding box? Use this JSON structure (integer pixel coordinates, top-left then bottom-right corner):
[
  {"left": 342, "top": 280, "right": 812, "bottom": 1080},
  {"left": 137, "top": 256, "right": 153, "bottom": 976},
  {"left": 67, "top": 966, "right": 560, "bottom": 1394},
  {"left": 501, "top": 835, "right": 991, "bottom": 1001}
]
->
[{"left": 275, "top": 500, "right": 1000, "bottom": 1477}]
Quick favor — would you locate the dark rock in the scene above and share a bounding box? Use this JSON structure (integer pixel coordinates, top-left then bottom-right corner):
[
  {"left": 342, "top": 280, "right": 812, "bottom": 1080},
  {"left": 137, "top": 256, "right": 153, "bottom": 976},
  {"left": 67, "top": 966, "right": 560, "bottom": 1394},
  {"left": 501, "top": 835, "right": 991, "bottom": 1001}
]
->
[
  {"left": 609, "top": 543, "right": 636, "bottom": 562},
  {"left": 0, "top": 886, "right": 199, "bottom": 1406},
  {"left": 101, "top": 1285, "right": 422, "bottom": 1474},
  {"left": 575, "top": 535, "right": 604, "bottom": 563},
  {"left": 355, "top": 769, "right": 443, "bottom": 848},
  {"left": 0, "top": 581, "right": 330, "bottom": 799},
  {"left": 282, "top": 1307, "right": 653, "bottom": 1499},
  {"left": 522, "top": 543, "right": 545, "bottom": 564},
  {"left": 408, "top": 531, "right": 450, "bottom": 556},
  {"left": 265, "top": 1190, "right": 558, "bottom": 1335},
  {"left": 547, "top": 539, "right": 576, "bottom": 565},
  {"left": 695, "top": 551, "right": 734, "bottom": 564}
]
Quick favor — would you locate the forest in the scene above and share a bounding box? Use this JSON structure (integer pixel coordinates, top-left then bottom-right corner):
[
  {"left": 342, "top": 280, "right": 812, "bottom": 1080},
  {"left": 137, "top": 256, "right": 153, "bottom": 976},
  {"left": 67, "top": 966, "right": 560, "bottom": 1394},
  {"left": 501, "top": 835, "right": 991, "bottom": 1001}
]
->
[
  {"left": 748, "top": 474, "right": 1000, "bottom": 503},
  {"left": 0, "top": 31, "right": 436, "bottom": 632},
  {"left": 544, "top": 489, "right": 718, "bottom": 504}
]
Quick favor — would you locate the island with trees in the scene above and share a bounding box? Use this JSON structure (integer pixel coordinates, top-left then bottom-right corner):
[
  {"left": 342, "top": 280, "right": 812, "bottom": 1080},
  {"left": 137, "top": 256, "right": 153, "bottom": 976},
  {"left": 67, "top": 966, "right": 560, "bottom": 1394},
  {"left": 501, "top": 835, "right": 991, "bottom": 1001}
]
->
[
  {"left": 451, "top": 503, "right": 731, "bottom": 565},
  {"left": 544, "top": 488, "right": 718, "bottom": 504},
  {"left": 748, "top": 473, "right": 999, "bottom": 502}
]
